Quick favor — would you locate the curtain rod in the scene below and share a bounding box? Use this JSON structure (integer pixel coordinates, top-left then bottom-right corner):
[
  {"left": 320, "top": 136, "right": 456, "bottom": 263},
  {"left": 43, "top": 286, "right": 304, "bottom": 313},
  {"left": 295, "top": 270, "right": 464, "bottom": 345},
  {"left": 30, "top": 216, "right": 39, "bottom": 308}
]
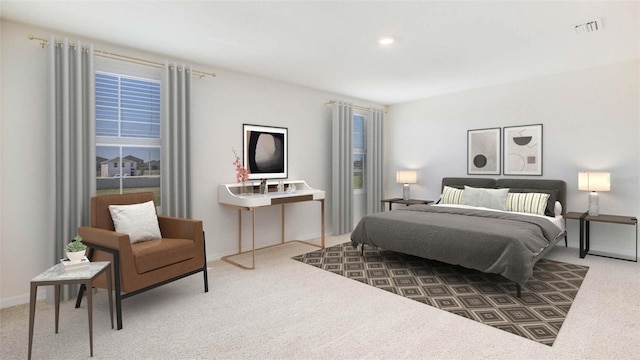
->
[
  {"left": 325, "top": 100, "right": 374, "bottom": 112},
  {"left": 28, "top": 34, "right": 216, "bottom": 79}
]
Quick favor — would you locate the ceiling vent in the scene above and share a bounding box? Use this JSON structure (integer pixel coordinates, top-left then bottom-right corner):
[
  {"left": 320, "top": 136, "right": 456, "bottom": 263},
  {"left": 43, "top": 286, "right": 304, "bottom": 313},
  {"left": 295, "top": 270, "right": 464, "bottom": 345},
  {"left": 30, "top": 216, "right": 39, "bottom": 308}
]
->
[{"left": 573, "top": 18, "right": 603, "bottom": 35}]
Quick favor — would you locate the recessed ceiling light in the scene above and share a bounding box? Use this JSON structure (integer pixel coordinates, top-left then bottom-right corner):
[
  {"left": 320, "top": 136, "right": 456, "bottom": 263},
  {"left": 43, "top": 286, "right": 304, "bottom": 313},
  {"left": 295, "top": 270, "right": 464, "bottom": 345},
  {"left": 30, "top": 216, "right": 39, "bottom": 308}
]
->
[{"left": 378, "top": 37, "right": 395, "bottom": 45}]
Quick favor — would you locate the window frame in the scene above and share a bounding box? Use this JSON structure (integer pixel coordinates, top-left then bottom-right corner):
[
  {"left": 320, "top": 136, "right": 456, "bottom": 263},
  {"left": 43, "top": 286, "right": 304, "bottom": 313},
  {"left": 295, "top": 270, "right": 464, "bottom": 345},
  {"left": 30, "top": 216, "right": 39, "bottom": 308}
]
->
[{"left": 95, "top": 70, "right": 162, "bottom": 205}]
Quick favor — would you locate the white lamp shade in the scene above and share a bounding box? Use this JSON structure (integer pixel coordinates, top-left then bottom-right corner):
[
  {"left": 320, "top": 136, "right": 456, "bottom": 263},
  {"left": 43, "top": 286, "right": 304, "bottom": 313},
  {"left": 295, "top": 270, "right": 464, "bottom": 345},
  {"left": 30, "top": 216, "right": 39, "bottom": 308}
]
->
[
  {"left": 578, "top": 172, "right": 610, "bottom": 192},
  {"left": 396, "top": 171, "right": 417, "bottom": 184}
]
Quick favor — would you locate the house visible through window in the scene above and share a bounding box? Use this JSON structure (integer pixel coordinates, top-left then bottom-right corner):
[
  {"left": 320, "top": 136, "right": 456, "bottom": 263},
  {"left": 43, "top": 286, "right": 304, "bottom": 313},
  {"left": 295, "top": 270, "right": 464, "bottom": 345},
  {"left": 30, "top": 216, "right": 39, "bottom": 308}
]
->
[
  {"left": 95, "top": 71, "right": 161, "bottom": 205},
  {"left": 353, "top": 114, "right": 366, "bottom": 191}
]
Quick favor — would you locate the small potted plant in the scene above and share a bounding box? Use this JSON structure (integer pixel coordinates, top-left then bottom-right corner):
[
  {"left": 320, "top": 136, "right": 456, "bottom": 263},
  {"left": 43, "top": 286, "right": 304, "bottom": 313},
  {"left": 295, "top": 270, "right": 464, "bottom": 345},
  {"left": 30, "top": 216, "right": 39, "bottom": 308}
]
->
[{"left": 65, "top": 235, "right": 87, "bottom": 263}]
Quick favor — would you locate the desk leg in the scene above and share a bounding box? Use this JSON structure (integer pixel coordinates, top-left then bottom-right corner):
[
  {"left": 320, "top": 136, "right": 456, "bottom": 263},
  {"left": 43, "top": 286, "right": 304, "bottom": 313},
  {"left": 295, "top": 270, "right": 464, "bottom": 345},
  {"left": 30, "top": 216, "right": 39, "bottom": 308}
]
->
[
  {"left": 252, "top": 208, "right": 256, "bottom": 270},
  {"left": 281, "top": 204, "right": 285, "bottom": 245},
  {"left": 28, "top": 283, "right": 37, "bottom": 360},
  {"left": 222, "top": 208, "right": 257, "bottom": 270},
  {"left": 87, "top": 280, "right": 93, "bottom": 357},
  {"left": 54, "top": 284, "right": 60, "bottom": 333}
]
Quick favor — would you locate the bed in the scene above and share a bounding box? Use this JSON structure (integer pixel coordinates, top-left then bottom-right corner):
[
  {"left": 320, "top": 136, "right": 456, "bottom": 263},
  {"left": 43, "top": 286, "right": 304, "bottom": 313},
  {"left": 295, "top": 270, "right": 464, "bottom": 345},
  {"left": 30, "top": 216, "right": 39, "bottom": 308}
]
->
[{"left": 350, "top": 177, "right": 567, "bottom": 296}]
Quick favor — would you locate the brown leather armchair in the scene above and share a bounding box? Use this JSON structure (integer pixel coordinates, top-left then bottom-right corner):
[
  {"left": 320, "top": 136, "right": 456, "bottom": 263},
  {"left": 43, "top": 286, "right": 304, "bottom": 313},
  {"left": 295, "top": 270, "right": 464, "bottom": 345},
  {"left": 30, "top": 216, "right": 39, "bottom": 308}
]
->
[{"left": 76, "top": 192, "right": 208, "bottom": 330}]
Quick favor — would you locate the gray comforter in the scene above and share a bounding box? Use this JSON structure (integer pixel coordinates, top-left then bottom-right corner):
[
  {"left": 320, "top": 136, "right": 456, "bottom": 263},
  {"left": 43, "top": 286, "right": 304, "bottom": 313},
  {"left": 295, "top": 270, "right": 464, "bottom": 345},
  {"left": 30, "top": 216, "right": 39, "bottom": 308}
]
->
[{"left": 350, "top": 205, "right": 564, "bottom": 284}]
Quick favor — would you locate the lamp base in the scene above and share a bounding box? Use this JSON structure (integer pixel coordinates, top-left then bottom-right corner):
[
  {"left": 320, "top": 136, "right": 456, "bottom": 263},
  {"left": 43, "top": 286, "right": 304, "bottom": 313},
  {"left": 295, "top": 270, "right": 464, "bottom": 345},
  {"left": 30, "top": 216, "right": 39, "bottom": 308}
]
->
[
  {"left": 588, "top": 191, "right": 599, "bottom": 216},
  {"left": 403, "top": 184, "right": 410, "bottom": 201}
]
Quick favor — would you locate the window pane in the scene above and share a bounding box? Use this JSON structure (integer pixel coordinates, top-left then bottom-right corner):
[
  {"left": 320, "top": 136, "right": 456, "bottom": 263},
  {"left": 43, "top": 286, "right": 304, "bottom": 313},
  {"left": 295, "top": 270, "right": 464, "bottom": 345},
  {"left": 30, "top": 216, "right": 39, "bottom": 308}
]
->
[
  {"left": 95, "top": 145, "right": 161, "bottom": 205},
  {"left": 121, "top": 120, "right": 160, "bottom": 138},
  {"left": 122, "top": 147, "right": 161, "bottom": 206},
  {"left": 353, "top": 115, "right": 366, "bottom": 191},
  {"left": 353, "top": 115, "right": 365, "bottom": 150},
  {"left": 96, "top": 145, "right": 122, "bottom": 195},
  {"left": 353, "top": 154, "right": 364, "bottom": 189},
  {"left": 96, "top": 72, "right": 160, "bottom": 139}
]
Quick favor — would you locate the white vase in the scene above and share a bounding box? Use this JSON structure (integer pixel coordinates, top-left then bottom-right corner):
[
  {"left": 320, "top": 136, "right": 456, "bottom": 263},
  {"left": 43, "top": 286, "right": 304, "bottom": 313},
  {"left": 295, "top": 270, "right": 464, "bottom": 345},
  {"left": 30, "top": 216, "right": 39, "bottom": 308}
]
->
[{"left": 66, "top": 249, "right": 86, "bottom": 263}]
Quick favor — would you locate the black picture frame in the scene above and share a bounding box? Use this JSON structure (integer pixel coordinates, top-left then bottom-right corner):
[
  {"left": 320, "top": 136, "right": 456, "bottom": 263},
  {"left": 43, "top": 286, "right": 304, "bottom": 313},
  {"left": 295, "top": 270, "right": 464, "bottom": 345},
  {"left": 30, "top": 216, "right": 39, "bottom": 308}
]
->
[{"left": 243, "top": 124, "right": 288, "bottom": 180}]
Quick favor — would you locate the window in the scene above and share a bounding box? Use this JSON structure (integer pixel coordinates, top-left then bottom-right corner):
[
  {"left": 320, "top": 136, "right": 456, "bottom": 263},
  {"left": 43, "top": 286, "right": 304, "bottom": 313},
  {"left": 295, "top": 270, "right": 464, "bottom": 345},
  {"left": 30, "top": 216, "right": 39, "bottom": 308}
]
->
[
  {"left": 95, "top": 71, "right": 161, "bottom": 205},
  {"left": 353, "top": 114, "right": 366, "bottom": 191}
]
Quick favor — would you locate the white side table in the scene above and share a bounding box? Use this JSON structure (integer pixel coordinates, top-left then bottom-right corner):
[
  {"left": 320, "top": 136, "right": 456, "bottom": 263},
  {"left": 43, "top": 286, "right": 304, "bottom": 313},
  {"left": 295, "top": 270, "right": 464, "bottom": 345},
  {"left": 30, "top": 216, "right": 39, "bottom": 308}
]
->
[{"left": 28, "top": 261, "right": 113, "bottom": 359}]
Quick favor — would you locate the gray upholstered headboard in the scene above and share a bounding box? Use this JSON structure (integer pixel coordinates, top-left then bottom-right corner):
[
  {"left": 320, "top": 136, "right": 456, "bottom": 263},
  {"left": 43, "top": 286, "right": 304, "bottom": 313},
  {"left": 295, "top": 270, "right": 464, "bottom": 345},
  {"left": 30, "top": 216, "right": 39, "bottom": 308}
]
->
[{"left": 441, "top": 177, "right": 567, "bottom": 215}]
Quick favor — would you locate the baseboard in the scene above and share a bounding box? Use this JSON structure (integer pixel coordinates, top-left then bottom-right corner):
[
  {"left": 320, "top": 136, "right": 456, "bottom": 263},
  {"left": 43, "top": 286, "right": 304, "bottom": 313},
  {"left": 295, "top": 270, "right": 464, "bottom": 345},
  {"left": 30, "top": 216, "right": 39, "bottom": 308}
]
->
[{"left": 1, "top": 288, "right": 46, "bottom": 310}]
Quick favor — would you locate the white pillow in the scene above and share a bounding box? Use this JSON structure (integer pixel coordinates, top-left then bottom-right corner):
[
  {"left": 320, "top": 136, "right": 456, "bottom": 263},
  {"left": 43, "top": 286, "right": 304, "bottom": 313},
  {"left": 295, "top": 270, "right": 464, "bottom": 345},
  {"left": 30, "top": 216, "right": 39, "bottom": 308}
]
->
[
  {"left": 555, "top": 201, "right": 563, "bottom": 217},
  {"left": 440, "top": 186, "right": 464, "bottom": 205},
  {"left": 462, "top": 186, "right": 509, "bottom": 211},
  {"left": 109, "top": 200, "right": 161, "bottom": 243},
  {"left": 506, "top": 192, "right": 550, "bottom": 215}
]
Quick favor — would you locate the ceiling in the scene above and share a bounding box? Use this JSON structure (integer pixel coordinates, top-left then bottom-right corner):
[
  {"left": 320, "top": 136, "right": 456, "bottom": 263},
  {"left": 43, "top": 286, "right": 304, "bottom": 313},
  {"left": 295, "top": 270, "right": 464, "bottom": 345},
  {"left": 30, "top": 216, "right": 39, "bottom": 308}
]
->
[{"left": 1, "top": 1, "right": 638, "bottom": 105}]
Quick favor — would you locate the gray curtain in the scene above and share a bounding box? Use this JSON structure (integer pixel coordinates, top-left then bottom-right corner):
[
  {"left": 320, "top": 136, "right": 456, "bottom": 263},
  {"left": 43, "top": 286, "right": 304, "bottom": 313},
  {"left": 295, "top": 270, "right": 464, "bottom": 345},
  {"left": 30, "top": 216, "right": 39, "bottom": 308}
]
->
[
  {"left": 48, "top": 37, "right": 96, "bottom": 300},
  {"left": 331, "top": 102, "right": 353, "bottom": 235},
  {"left": 366, "top": 108, "right": 385, "bottom": 214},
  {"left": 161, "top": 63, "right": 192, "bottom": 218}
]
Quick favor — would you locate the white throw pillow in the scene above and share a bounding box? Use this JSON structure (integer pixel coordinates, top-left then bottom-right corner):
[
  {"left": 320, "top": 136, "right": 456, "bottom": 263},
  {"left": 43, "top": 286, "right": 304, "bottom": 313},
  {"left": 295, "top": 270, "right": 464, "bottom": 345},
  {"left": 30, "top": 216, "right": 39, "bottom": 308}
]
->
[
  {"left": 462, "top": 186, "right": 509, "bottom": 211},
  {"left": 555, "top": 201, "right": 563, "bottom": 217},
  {"left": 109, "top": 200, "right": 161, "bottom": 243}
]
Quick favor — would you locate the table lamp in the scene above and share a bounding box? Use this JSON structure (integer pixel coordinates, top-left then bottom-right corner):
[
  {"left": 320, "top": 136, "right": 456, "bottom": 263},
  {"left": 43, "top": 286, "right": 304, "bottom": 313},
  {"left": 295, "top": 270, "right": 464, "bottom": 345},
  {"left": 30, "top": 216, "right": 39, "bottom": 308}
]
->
[
  {"left": 396, "top": 170, "right": 417, "bottom": 201},
  {"left": 578, "top": 172, "right": 610, "bottom": 216}
]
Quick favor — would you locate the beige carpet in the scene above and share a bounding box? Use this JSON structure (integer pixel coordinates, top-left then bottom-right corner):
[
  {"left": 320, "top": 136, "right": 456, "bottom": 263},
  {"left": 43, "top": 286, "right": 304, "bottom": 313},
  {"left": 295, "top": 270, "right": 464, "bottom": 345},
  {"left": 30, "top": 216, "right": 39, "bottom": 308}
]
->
[{"left": 2, "top": 234, "right": 639, "bottom": 359}]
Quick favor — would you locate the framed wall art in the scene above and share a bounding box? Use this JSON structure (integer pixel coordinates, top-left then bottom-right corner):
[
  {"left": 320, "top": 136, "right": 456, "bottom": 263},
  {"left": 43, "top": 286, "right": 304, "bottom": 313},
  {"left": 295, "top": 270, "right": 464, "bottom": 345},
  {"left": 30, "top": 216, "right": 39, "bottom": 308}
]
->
[
  {"left": 243, "top": 124, "right": 288, "bottom": 180},
  {"left": 503, "top": 124, "right": 542, "bottom": 176},
  {"left": 467, "top": 127, "right": 501, "bottom": 175}
]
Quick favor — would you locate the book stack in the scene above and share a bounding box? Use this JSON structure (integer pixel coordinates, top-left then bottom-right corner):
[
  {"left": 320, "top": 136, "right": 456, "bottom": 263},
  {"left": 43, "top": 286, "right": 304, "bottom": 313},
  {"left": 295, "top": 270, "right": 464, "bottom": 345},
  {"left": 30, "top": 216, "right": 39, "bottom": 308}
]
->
[{"left": 60, "top": 257, "right": 90, "bottom": 272}]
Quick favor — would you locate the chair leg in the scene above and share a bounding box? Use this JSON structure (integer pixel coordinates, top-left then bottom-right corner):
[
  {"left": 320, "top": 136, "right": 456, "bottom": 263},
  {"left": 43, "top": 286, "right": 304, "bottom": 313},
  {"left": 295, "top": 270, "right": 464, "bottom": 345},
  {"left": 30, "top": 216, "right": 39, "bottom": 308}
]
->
[
  {"left": 112, "top": 251, "right": 123, "bottom": 330},
  {"left": 203, "top": 268, "right": 209, "bottom": 293},
  {"left": 75, "top": 284, "right": 86, "bottom": 308},
  {"left": 75, "top": 247, "right": 95, "bottom": 308},
  {"left": 202, "top": 231, "right": 209, "bottom": 293}
]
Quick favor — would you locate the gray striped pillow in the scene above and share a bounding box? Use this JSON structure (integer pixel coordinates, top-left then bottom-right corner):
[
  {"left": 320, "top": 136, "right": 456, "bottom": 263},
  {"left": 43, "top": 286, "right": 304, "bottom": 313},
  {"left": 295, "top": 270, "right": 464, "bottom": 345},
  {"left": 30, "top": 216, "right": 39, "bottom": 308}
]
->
[
  {"left": 506, "top": 192, "right": 550, "bottom": 215},
  {"left": 441, "top": 186, "right": 464, "bottom": 205}
]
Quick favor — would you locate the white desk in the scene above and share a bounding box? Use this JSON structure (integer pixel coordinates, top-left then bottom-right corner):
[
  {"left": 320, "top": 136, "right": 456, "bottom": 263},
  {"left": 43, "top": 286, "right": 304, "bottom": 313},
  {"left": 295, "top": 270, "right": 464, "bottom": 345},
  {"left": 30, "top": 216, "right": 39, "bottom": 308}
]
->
[{"left": 218, "top": 180, "right": 325, "bottom": 269}]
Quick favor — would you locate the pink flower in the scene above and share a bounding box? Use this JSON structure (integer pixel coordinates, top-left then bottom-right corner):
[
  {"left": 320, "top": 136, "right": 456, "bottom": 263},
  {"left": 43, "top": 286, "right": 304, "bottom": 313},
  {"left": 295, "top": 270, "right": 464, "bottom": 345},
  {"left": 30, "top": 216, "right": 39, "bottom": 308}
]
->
[{"left": 232, "top": 148, "right": 249, "bottom": 184}]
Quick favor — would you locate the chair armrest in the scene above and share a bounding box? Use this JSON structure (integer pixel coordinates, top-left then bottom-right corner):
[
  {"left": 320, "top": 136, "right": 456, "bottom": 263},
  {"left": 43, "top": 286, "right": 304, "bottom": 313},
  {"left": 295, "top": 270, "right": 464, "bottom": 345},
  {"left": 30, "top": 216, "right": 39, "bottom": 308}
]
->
[
  {"left": 78, "top": 226, "right": 129, "bottom": 249},
  {"left": 77, "top": 226, "right": 135, "bottom": 263},
  {"left": 157, "top": 216, "right": 203, "bottom": 242}
]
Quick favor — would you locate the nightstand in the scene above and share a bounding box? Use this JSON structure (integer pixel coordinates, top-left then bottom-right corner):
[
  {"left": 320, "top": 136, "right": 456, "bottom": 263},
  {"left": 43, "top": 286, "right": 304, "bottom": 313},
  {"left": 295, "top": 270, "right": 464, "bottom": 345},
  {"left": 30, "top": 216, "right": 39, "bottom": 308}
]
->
[
  {"left": 565, "top": 211, "right": 638, "bottom": 262},
  {"left": 381, "top": 198, "right": 434, "bottom": 211}
]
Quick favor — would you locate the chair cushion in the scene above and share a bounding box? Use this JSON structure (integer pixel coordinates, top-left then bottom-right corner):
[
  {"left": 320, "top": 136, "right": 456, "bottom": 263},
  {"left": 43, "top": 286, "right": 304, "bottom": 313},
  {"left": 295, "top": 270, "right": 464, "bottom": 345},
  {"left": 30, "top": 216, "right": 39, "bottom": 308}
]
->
[
  {"left": 132, "top": 238, "right": 195, "bottom": 274},
  {"left": 108, "top": 200, "right": 162, "bottom": 243}
]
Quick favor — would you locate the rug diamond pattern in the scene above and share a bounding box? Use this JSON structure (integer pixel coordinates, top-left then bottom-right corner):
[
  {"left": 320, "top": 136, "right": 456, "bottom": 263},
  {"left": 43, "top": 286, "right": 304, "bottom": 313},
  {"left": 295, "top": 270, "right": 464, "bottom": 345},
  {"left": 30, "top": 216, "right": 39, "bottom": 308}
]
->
[{"left": 292, "top": 242, "right": 588, "bottom": 346}]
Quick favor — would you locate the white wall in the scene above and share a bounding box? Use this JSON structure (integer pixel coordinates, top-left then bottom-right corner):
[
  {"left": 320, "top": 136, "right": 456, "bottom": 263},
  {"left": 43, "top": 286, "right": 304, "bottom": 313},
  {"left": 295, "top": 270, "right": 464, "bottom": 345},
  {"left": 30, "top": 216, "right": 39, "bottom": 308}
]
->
[
  {"left": 0, "top": 20, "right": 382, "bottom": 307},
  {"left": 386, "top": 60, "right": 640, "bottom": 258}
]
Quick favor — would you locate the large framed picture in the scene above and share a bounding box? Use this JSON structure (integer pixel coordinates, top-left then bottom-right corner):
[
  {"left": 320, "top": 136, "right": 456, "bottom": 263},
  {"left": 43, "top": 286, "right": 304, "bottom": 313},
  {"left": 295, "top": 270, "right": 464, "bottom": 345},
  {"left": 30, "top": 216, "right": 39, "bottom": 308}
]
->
[
  {"left": 467, "top": 127, "right": 501, "bottom": 175},
  {"left": 243, "top": 124, "right": 288, "bottom": 180},
  {"left": 503, "top": 124, "right": 543, "bottom": 176}
]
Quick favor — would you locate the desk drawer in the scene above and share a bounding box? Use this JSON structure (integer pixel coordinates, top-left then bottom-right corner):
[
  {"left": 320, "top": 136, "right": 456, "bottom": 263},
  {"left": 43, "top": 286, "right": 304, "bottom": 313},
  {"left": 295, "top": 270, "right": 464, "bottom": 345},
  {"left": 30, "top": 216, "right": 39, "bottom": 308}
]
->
[{"left": 271, "top": 194, "right": 313, "bottom": 205}]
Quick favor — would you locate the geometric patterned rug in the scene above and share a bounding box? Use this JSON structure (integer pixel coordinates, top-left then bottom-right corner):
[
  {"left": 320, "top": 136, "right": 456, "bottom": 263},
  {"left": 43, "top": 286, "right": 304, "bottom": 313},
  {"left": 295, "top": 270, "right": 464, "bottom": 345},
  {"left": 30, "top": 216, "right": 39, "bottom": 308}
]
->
[{"left": 292, "top": 242, "right": 589, "bottom": 346}]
